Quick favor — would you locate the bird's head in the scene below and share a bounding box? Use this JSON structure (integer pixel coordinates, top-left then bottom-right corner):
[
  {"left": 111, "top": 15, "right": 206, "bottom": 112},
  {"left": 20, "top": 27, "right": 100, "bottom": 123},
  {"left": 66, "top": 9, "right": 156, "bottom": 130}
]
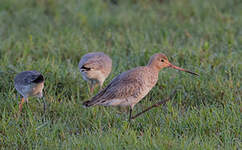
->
[{"left": 148, "top": 53, "right": 199, "bottom": 76}]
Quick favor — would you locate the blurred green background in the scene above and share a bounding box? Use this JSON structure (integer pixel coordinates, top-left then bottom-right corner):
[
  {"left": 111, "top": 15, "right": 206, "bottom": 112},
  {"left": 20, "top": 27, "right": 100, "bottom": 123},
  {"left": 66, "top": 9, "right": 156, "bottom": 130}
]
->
[{"left": 0, "top": 0, "right": 241, "bottom": 149}]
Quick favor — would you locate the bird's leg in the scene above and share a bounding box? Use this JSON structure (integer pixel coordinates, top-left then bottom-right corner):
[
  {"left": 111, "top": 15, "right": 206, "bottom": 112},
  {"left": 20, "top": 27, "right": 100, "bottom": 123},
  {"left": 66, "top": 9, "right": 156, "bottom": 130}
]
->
[
  {"left": 90, "top": 81, "right": 99, "bottom": 94},
  {"left": 40, "top": 92, "right": 46, "bottom": 113},
  {"left": 99, "top": 80, "right": 104, "bottom": 91},
  {"left": 43, "top": 98, "right": 46, "bottom": 113},
  {"left": 128, "top": 106, "right": 133, "bottom": 122},
  {"left": 89, "top": 80, "right": 96, "bottom": 94},
  {"left": 131, "top": 90, "right": 177, "bottom": 120},
  {"left": 41, "top": 97, "right": 46, "bottom": 114},
  {"left": 90, "top": 83, "right": 94, "bottom": 94},
  {"left": 42, "top": 97, "right": 47, "bottom": 122},
  {"left": 99, "top": 84, "right": 103, "bottom": 91},
  {"left": 86, "top": 82, "right": 91, "bottom": 96},
  {"left": 19, "top": 97, "right": 25, "bottom": 113}
]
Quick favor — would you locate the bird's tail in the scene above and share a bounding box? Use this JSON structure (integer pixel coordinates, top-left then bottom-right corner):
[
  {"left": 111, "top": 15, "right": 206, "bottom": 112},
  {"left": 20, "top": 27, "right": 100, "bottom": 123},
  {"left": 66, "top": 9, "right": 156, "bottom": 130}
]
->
[
  {"left": 83, "top": 86, "right": 107, "bottom": 108},
  {"left": 82, "top": 100, "right": 97, "bottom": 107}
]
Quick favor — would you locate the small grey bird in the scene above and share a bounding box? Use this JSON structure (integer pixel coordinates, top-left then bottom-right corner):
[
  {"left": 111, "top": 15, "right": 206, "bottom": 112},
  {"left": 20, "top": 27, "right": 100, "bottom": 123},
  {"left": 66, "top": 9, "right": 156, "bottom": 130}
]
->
[
  {"left": 83, "top": 53, "right": 198, "bottom": 121},
  {"left": 14, "top": 71, "right": 44, "bottom": 112},
  {"left": 78, "top": 52, "right": 112, "bottom": 93}
]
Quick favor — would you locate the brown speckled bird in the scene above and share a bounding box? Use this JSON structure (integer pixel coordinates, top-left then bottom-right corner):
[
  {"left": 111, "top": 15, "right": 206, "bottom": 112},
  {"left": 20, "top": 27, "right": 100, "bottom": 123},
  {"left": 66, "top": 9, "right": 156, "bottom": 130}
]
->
[
  {"left": 79, "top": 52, "right": 112, "bottom": 93},
  {"left": 83, "top": 53, "right": 198, "bottom": 121},
  {"left": 14, "top": 71, "right": 44, "bottom": 112}
]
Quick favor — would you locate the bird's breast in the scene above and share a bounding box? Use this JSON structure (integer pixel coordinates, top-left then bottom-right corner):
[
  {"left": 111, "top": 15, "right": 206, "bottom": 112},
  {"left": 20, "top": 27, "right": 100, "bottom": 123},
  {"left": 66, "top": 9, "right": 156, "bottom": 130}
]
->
[{"left": 30, "top": 82, "right": 44, "bottom": 97}]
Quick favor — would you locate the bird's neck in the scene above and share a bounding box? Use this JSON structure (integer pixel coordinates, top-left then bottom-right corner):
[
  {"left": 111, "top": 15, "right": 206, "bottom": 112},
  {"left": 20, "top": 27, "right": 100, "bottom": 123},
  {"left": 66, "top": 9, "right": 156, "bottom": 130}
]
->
[
  {"left": 143, "top": 66, "right": 160, "bottom": 87},
  {"left": 147, "top": 63, "right": 163, "bottom": 73}
]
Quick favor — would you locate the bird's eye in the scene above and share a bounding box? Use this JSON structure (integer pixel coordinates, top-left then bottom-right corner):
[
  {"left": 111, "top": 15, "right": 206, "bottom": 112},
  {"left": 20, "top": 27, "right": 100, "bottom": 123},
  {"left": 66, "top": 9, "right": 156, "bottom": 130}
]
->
[{"left": 161, "top": 59, "right": 164, "bottom": 62}]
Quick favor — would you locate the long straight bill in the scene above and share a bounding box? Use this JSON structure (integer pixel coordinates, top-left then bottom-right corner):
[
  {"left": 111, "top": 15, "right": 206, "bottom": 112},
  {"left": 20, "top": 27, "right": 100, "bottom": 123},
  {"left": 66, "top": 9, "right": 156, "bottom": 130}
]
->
[{"left": 169, "top": 64, "right": 199, "bottom": 76}]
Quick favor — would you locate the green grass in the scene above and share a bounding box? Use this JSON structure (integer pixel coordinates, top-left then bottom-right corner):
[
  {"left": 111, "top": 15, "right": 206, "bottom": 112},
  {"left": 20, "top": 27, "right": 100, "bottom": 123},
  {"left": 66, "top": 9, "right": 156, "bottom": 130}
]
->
[{"left": 0, "top": 0, "right": 241, "bottom": 149}]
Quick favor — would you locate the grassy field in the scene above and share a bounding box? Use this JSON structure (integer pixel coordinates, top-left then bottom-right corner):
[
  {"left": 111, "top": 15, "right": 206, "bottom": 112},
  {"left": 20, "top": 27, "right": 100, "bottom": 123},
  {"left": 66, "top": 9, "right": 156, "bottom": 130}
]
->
[{"left": 0, "top": 0, "right": 241, "bottom": 149}]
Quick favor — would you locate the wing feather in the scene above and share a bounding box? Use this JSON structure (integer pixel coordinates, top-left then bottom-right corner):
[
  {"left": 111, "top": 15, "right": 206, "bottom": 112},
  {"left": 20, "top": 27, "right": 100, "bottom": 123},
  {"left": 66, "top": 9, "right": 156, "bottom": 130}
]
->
[{"left": 83, "top": 67, "right": 145, "bottom": 107}]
